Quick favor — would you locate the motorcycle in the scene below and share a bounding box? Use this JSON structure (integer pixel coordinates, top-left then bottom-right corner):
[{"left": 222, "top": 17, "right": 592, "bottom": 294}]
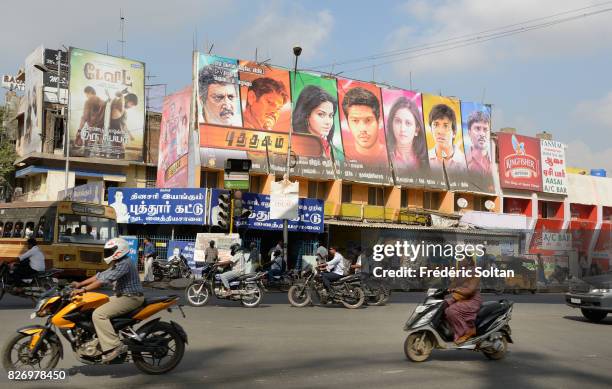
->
[
  {"left": 403, "top": 288, "right": 513, "bottom": 362},
  {"left": 185, "top": 263, "right": 266, "bottom": 308},
  {"left": 263, "top": 269, "right": 299, "bottom": 292},
  {"left": 2, "top": 286, "right": 187, "bottom": 374},
  {"left": 152, "top": 255, "right": 192, "bottom": 282},
  {"left": 0, "top": 263, "right": 60, "bottom": 302},
  {"left": 359, "top": 274, "right": 392, "bottom": 306},
  {"left": 287, "top": 266, "right": 365, "bottom": 309}
]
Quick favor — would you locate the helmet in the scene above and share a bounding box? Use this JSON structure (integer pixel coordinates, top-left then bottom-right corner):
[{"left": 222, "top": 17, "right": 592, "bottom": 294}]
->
[
  {"left": 103, "top": 238, "right": 130, "bottom": 264},
  {"left": 230, "top": 243, "right": 241, "bottom": 256}
]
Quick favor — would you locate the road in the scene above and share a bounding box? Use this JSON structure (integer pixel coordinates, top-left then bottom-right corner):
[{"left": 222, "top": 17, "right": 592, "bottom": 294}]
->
[{"left": 0, "top": 290, "right": 610, "bottom": 389}]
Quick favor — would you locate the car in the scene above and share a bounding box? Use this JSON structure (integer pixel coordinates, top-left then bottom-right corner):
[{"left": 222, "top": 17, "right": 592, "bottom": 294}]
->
[{"left": 565, "top": 273, "right": 612, "bottom": 322}]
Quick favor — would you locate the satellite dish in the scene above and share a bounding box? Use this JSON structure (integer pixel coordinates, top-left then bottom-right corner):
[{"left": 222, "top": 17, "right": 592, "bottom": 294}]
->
[
  {"left": 457, "top": 198, "right": 468, "bottom": 209},
  {"left": 484, "top": 200, "right": 496, "bottom": 211}
]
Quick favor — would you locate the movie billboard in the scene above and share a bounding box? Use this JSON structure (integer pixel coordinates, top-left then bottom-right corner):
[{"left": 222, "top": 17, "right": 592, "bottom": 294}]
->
[
  {"left": 337, "top": 78, "right": 392, "bottom": 184},
  {"left": 540, "top": 139, "right": 567, "bottom": 195},
  {"left": 460, "top": 102, "right": 495, "bottom": 193},
  {"left": 422, "top": 94, "right": 466, "bottom": 189},
  {"left": 498, "top": 133, "right": 542, "bottom": 191},
  {"left": 67, "top": 47, "right": 145, "bottom": 161},
  {"left": 382, "top": 88, "right": 443, "bottom": 189},
  {"left": 157, "top": 86, "right": 191, "bottom": 188},
  {"left": 22, "top": 46, "right": 44, "bottom": 156}
]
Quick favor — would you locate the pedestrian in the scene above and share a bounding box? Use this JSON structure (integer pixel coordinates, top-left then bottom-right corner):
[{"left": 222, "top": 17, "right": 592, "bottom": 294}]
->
[
  {"left": 248, "top": 242, "right": 261, "bottom": 272},
  {"left": 204, "top": 240, "right": 219, "bottom": 264},
  {"left": 142, "top": 237, "right": 155, "bottom": 283}
]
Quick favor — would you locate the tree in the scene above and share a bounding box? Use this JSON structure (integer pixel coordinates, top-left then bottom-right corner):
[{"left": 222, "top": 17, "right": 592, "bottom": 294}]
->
[{"left": 0, "top": 106, "right": 17, "bottom": 196}]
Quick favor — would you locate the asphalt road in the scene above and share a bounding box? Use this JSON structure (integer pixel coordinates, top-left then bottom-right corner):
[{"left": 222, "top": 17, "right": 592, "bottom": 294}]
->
[{"left": 0, "top": 290, "right": 610, "bottom": 389}]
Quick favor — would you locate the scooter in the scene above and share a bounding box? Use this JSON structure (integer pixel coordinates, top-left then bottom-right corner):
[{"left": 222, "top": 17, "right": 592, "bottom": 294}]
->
[{"left": 403, "top": 288, "right": 513, "bottom": 362}]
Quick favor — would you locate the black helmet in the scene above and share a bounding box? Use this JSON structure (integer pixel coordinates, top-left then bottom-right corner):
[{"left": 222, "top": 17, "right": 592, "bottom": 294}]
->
[
  {"left": 27, "top": 237, "right": 37, "bottom": 246},
  {"left": 230, "top": 243, "right": 241, "bottom": 256}
]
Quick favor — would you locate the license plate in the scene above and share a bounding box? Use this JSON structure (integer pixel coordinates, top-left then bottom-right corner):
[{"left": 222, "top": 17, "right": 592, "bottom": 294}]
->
[{"left": 570, "top": 298, "right": 581, "bottom": 304}]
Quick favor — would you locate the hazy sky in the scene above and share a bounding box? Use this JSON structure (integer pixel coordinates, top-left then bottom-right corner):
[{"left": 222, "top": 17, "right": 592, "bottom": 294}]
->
[{"left": 2, "top": 0, "right": 612, "bottom": 171}]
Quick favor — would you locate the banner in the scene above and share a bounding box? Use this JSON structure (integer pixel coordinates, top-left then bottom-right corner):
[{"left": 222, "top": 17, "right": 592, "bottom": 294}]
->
[
  {"left": 460, "top": 102, "right": 495, "bottom": 193},
  {"left": 121, "top": 235, "right": 139, "bottom": 265},
  {"left": 208, "top": 189, "right": 324, "bottom": 233},
  {"left": 422, "top": 94, "right": 467, "bottom": 190},
  {"left": 157, "top": 86, "right": 191, "bottom": 188},
  {"left": 540, "top": 140, "right": 567, "bottom": 195},
  {"left": 498, "top": 133, "right": 542, "bottom": 191},
  {"left": 43, "top": 49, "right": 69, "bottom": 89},
  {"left": 108, "top": 188, "right": 206, "bottom": 225},
  {"left": 270, "top": 181, "right": 299, "bottom": 219},
  {"left": 337, "top": 78, "right": 392, "bottom": 184},
  {"left": 382, "top": 88, "right": 444, "bottom": 189},
  {"left": 68, "top": 47, "right": 145, "bottom": 161},
  {"left": 166, "top": 240, "right": 196, "bottom": 269},
  {"left": 194, "top": 233, "right": 241, "bottom": 263},
  {"left": 57, "top": 182, "right": 104, "bottom": 203},
  {"left": 22, "top": 46, "right": 44, "bottom": 155}
]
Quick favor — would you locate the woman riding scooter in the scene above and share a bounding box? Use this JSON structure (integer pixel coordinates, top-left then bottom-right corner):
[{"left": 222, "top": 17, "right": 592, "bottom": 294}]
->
[{"left": 445, "top": 258, "right": 482, "bottom": 344}]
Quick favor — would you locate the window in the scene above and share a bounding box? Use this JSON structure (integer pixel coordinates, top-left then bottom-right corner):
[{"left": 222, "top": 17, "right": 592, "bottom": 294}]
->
[
  {"left": 53, "top": 114, "right": 64, "bottom": 150},
  {"left": 341, "top": 184, "right": 352, "bottom": 203},
  {"left": 400, "top": 189, "right": 409, "bottom": 208},
  {"left": 308, "top": 181, "right": 328, "bottom": 200},
  {"left": 423, "top": 191, "right": 441, "bottom": 210},
  {"left": 58, "top": 214, "right": 117, "bottom": 244},
  {"left": 3, "top": 222, "right": 13, "bottom": 237},
  {"left": 146, "top": 166, "right": 157, "bottom": 188},
  {"left": 200, "top": 171, "right": 219, "bottom": 189},
  {"left": 104, "top": 181, "right": 119, "bottom": 202},
  {"left": 368, "top": 187, "right": 384, "bottom": 206},
  {"left": 75, "top": 178, "right": 88, "bottom": 187}
]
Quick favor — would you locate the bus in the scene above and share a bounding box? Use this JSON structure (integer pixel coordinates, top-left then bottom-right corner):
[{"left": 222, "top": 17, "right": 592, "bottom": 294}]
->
[{"left": 0, "top": 201, "right": 118, "bottom": 278}]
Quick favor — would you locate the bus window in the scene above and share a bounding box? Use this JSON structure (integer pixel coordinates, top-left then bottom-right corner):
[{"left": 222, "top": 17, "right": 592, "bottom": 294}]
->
[
  {"left": 3, "top": 222, "right": 13, "bottom": 237},
  {"left": 0, "top": 222, "right": 3, "bottom": 236},
  {"left": 12, "top": 222, "right": 24, "bottom": 238},
  {"left": 59, "top": 214, "right": 117, "bottom": 244},
  {"left": 25, "top": 221, "right": 35, "bottom": 238}
]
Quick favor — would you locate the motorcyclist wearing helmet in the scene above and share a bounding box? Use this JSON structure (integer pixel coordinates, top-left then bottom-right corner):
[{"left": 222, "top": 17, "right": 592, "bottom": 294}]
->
[
  {"left": 216, "top": 243, "right": 246, "bottom": 297},
  {"left": 70, "top": 237, "right": 144, "bottom": 363}
]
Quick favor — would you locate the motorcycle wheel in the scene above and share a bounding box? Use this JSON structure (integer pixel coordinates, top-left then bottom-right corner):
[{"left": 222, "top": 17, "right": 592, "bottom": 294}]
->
[
  {"left": 369, "top": 289, "right": 390, "bottom": 306},
  {"left": 133, "top": 321, "right": 185, "bottom": 375},
  {"left": 341, "top": 286, "right": 365, "bottom": 309},
  {"left": 581, "top": 308, "right": 608, "bottom": 322},
  {"left": 404, "top": 331, "right": 433, "bottom": 362},
  {"left": 185, "top": 282, "right": 210, "bottom": 307},
  {"left": 288, "top": 284, "right": 311, "bottom": 307},
  {"left": 0, "top": 288, "right": 5, "bottom": 301},
  {"left": 2, "top": 332, "right": 61, "bottom": 371},
  {"left": 241, "top": 284, "right": 263, "bottom": 308},
  {"left": 482, "top": 337, "right": 508, "bottom": 360}
]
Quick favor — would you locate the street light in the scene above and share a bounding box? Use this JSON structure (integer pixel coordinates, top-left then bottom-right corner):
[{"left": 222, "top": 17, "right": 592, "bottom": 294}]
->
[{"left": 283, "top": 45, "right": 302, "bottom": 267}]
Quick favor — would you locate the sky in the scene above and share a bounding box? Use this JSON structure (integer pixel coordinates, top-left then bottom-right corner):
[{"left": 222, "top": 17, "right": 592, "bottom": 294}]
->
[{"left": 2, "top": 0, "right": 612, "bottom": 172}]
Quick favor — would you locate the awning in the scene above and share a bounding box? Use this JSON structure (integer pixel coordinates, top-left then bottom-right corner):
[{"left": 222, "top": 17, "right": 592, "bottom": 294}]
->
[
  {"left": 324, "top": 219, "right": 517, "bottom": 236},
  {"left": 460, "top": 211, "right": 530, "bottom": 230},
  {"left": 567, "top": 173, "right": 612, "bottom": 207},
  {"left": 16, "top": 165, "right": 126, "bottom": 181}
]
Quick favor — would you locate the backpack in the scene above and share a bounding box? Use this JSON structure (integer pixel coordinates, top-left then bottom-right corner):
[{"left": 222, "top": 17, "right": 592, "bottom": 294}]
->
[{"left": 342, "top": 256, "right": 352, "bottom": 276}]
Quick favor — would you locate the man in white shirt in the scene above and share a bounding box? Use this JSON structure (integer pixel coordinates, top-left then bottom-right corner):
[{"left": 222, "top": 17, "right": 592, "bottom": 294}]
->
[
  {"left": 217, "top": 244, "right": 247, "bottom": 296},
  {"left": 320, "top": 247, "right": 346, "bottom": 294},
  {"left": 11, "top": 238, "right": 45, "bottom": 284}
]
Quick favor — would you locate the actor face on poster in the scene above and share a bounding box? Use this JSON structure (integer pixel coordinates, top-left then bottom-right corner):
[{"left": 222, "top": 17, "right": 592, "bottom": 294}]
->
[
  {"left": 423, "top": 96, "right": 467, "bottom": 173},
  {"left": 292, "top": 84, "right": 337, "bottom": 159},
  {"left": 198, "top": 56, "right": 242, "bottom": 127}
]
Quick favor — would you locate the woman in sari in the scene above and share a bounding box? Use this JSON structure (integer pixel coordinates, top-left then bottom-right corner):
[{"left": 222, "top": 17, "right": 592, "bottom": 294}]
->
[{"left": 445, "top": 259, "right": 482, "bottom": 344}]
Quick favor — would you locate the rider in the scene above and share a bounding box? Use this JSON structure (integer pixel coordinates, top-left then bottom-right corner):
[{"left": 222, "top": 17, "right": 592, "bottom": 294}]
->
[
  {"left": 320, "top": 247, "right": 347, "bottom": 296},
  {"left": 70, "top": 237, "right": 144, "bottom": 363},
  {"left": 267, "top": 249, "right": 283, "bottom": 282},
  {"left": 216, "top": 243, "right": 247, "bottom": 297},
  {"left": 10, "top": 237, "right": 46, "bottom": 285}
]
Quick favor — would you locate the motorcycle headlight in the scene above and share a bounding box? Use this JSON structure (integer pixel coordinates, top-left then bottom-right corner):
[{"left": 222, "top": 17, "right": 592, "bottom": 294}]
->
[{"left": 33, "top": 298, "right": 49, "bottom": 317}]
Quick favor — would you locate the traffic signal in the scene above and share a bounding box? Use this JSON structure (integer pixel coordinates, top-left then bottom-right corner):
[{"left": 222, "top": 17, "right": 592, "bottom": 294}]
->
[
  {"left": 217, "top": 192, "right": 230, "bottom": 229},
  {"left": 233, "top": 190, "right": 252, "bottom": 222}
]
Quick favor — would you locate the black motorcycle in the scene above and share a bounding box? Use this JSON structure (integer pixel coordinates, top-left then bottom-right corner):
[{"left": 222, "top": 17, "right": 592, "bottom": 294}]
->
[
  {"left": 184, "top": 263, "right": 265, "bottom": 308},
  {"left": 263, "top": 269, "right": 299, "bottom": 292},
  {"left": 152, "top": 256, "right": 192, "bottom": 282},
  {"left": 0, "top": 262, "right": 60, "bottom": 302},
  {"left": 288, "top": 266, "right": 365, "bottom": 309},
  {"left": 359, "top": 274, "right": 392, "bottom": 306}
]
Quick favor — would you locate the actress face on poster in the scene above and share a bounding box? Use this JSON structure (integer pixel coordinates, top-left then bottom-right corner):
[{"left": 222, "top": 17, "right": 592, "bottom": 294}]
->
[
  {"left": 293, "top": 85, "right": 337, "bottom": 158},
  {"left": 386, "top": 96, "right": 427, "bottom": 169}
]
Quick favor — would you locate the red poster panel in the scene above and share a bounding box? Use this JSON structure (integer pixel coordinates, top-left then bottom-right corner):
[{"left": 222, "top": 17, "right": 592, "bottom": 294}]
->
[{"left": 498, "top": 133, "right": 542, "bottom": 191}]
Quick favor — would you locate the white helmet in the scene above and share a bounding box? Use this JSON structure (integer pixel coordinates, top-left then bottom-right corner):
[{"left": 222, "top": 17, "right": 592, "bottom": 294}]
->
[{"left": 103, "top": 237, "right": 130, "bottom": 264}]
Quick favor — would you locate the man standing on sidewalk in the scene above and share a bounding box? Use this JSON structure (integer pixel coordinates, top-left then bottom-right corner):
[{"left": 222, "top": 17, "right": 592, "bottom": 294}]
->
[{"left": 142, "top": 237, "right": 155, "bottom": 283}]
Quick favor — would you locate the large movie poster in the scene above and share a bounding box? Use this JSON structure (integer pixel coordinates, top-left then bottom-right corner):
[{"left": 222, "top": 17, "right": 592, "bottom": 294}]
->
[
  {"left": 22, "top": 46, "right": 44, "bottom": 156},
  {"left": 157, "top": 86, "right": 191, "bottom": 188},
  {"left": 381, "top": 88, "right": 443, "bottom": 189},
  {"left": 540, "top": 139, "right": 567, "bottom": 195},
  {"left": 422, "top": 94, "right": 465, "bottom": 189},
  {"left": 68, "top": 48, "right": 145, "bottom": 161},
  {"left": 498, "top": 133, "right": 542, "bottom": 191},
  {"left": 337, "top": 78, "right": 392, "bottom": 184},
  {"left": 460, "top": 102, "right": 495, "bottom": 193}
]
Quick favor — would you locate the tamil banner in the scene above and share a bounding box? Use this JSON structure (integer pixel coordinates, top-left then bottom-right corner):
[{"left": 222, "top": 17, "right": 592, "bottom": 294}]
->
[
  {"left": 22, "top": 45, "right": 44, "bottom": 156},
  {"left": 422, "top": 94, "right": 466, "bottom": 189},
  {"left": 381, "top": 88, "right": 444, "bottom": 189},
  {"left": 540, "top": 139, "right": 567, "bottom": 195},
  {"left": 498, "top": 133, "right": 542, "bottom": 191},
  {"left": 460, "top": 102, "right": 495, "bottom": 193},
  {"left": 336, "top": 78, "right": 392, "bottom": 184},
  {"left": 157, "top": 86, "right": 191, "bottom": 188},
  {"left": 68, "top": 48, "right": 145, "bottom": 161}
]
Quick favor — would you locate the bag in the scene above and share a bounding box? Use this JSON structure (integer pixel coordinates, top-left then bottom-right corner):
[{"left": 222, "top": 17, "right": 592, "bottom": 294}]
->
[{"left": 343, "top": 257, "right": 352, "bottom": 276}]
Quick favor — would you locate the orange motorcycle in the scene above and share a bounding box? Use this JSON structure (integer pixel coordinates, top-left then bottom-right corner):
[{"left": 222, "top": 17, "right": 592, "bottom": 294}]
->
[{"left": 2, "top": 286, "right": 187, "bottom": 374}]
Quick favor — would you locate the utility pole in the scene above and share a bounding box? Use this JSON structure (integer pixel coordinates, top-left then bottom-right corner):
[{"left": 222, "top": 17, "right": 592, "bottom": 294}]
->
[{"left": 119, "top": 9, "right": 126, "bottom": 58}]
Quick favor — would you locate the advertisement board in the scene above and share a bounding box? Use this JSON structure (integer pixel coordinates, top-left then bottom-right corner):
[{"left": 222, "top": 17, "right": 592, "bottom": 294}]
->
[
  {"left": 194, "top": 233, "right": 241, "bottom": 263},
  {"left": 57, "top": 181, "right": 104, "bottom": 203},
  {"left": 107, "top": 188, "right": 206, "bottom": 225},
  {"left": 540, "top": 139, "right": 567, "bottom": 195},
  {"left": 121, "top": 235, "right": 139, "bottom": 265},
  {"left": 68, "top": 47, "right": 145, "bottom": 161},
  {"left": 22, "top": 45, "right": 44, "bottom": 155},
  {"left": 498, "top": 133, "right": 542, "bottom": 191},
  {"left": 157, "top": 86, "right": 191, "bottom": 188},
  {"left": 460, "top": 102, "right": 495, "bottom": 193},
  {"left": 167, "top": 240, "right": 196, "bottom": 269}
]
